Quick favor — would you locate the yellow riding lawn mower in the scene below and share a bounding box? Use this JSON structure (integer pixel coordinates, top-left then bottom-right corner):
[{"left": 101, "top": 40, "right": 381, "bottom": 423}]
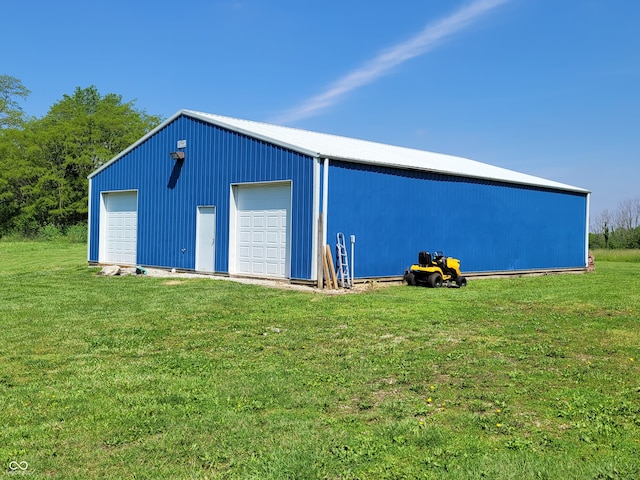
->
[{"left": 404, "top": 251, "right": 467, "bottom": 288}]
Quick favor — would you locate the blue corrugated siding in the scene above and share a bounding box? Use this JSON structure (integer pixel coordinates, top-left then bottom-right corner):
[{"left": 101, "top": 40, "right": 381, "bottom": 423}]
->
[
  {"left": 327, "top": 161, "right": 587, "bottom": 277},
  {"left": 90, "top": 114, "right": 588, "bottom": 280},
  {"left": 89, "top": 116, "right": 315, "bottom": 280}
]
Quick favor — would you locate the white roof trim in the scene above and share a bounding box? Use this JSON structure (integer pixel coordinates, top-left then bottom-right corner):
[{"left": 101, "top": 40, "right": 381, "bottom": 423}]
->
[
  {"left": 88, "top": 110, "right": 185, "bottom": 179},
  {"left": 89, "top": 109, "right": 589, "bottom": 194},
  {"left": 185, "top": 110, "right": 322, "bottom": 159}
]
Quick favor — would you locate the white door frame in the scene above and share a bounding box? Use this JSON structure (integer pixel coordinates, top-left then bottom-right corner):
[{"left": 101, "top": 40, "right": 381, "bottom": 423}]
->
[
  {"left": 195, "top": 206, "right": 216, "bottom": 273},
  {"left": 99, "top": 190, "right": 138, "bottom": 265},
  {"left": 229, "top": 181, "right": 292, "bottom": 278}
]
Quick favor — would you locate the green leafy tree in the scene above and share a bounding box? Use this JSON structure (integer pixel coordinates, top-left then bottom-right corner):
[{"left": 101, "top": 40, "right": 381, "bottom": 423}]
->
[
  {"left": 0, "top": 76, "right": 31, "bottom": 234},
  {"left": 0, "top": 75, "right": 30, "bottom": 128},
  {"left": 1, "top": 84, "right": 161, "bottom": 234}
]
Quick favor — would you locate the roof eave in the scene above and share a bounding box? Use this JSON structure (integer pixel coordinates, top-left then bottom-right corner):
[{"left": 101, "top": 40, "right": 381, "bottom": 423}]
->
[
  {"left": 323, "top": 154, "right": 590, "bottom": 194},
  {"left": 89, "top": 109, "right": 589, "bottom": 195}
]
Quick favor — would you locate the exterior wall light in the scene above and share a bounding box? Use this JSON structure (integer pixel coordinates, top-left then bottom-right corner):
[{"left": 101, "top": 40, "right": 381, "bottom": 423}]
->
[{"left": 169, "top": 151, "right": 185, "bottom": 161}]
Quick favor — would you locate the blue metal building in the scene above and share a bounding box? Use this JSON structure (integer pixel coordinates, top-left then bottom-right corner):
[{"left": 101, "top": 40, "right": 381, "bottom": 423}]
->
[{"left": 88, "top": 110, "right": 590, "bottom": 283}]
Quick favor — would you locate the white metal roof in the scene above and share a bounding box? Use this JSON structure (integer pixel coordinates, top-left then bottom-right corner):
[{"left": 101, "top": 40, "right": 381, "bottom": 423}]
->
[
  {"left": 185, "top": 110, "right": 588, "bottom": 193},
  {"left": 90, "top": 109, "right": 589, "bottom": 194}
]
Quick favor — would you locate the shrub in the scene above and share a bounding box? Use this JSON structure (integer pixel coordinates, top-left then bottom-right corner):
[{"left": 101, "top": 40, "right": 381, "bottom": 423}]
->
[
  {"left": 38, "top": 224, "right": 63, "bottom": 241},
  {"left": 65, "top": 223, "right": 88, "bottom": 243}
]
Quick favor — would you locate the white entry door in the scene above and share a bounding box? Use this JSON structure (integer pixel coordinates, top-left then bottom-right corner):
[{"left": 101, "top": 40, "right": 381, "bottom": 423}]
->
[{"left": 195, "top": 206, "right": 216, "bottom": 272}]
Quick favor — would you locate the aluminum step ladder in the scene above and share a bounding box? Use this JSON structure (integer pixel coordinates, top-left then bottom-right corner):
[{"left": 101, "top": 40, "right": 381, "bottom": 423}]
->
[{"left": 336, "top": 232, "right": 351, "bottom": 288}]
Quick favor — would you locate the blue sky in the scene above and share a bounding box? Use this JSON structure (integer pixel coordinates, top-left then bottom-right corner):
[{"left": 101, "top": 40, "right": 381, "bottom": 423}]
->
[{"left": 4, "top": 0, "right": 639, "bottom": 224}]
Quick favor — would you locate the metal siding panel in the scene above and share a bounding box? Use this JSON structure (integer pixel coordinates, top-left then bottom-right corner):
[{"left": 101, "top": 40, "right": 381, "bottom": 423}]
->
[
  {"left": 328, "top": 161, "right": 587, "bottom": 277},
  {"left": 89, "top": 116, "right": 314, "bottom": 279}
]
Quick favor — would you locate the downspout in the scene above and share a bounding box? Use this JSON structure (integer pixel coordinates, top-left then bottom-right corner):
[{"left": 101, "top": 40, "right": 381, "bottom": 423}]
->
[
  {"left": 585, "top": 192, "right": 591, "bottom": 267},
  {"left": 323, "top": 157, "right": 329, "bottom": 245},
  {"left": 311, "top": 157, "right": 321, "bottom": 280}
]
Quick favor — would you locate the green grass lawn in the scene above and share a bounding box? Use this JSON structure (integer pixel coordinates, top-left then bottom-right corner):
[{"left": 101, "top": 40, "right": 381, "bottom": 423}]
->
[
  {"left": 1, "top": 243, "right": 639, "bottom": 479},
  {"left": 591, "top": 248, "right": 640, "bottom": 263}
]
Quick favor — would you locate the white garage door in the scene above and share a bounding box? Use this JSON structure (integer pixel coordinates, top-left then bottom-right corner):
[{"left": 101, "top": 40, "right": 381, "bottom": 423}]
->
[
  {"left": 236, "top": 184, "right": 290, "bottom": 278},
  {"left": 104, "top": 191, "right": 137, "bottom": 265}
]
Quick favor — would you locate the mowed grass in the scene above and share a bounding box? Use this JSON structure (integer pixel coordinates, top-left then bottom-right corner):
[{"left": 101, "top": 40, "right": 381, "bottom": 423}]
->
[{"left": 1, "top": 243, "right": 639, "bottom": 479}]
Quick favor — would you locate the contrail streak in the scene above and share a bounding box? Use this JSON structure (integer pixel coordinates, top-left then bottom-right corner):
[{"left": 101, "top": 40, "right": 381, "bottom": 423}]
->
[{"left": 273, "top": 0, "right": 510, "bottom": 124}]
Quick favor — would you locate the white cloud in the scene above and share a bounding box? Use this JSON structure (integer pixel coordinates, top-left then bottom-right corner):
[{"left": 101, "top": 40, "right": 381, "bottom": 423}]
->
[{"left": 273, "top": 0, "right": 510, "bottom": 124}]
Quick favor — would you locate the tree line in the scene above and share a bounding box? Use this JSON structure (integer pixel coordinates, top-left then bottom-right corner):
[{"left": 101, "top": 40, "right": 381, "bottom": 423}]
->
[
  {"left": 2, "top": 74, "right": 637, "bottom": 248},
  {"left": 590, "top": 197, "right": 640, "bottom": 249},
  {"left": 0, "top": 75, "right": 161, "bottom": 238}
]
